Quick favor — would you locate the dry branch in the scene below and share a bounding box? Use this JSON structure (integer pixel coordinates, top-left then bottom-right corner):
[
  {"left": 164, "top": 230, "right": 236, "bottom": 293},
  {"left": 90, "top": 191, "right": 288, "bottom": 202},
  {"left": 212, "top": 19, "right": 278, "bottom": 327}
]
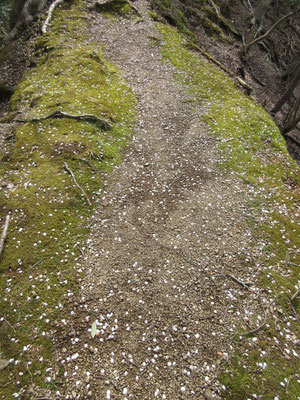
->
[
  {"left": 226, "top": 273, "right": 253, "bottom": 290},
  {"left": 185, "top": 39, "right": 252, "bottom": 94},
  {"left": 2, "top": 317, "right": 16, "bottom": 334},
  {"left": 32, "top": 398, "right": 54, "bottom": 400},
  {"left": 0, "top": 215, "right": 10, "bottom": 258},
  {"left": 42, "top": 0, "right": 65, "bottom": 34},
  {"left": 15, "top": 110, "right": 112, "bottom": 130},
  {"left": 240, "top": 296, "right": 278, "bottom": 337},
  {"left": 291, "top": 288, "right": 300, "bottom": 302},
  {"left": 95, "top": 375, "right": 118, "bottom": 390},
  {"left": 63, "top": 162, "right": 92, "bottom": 206},
  {"left": 240, "top": 313, "right": 266, "bottom": 336},
  {"left": 246, "top": 8, "right": 300, "bottom": 52}
]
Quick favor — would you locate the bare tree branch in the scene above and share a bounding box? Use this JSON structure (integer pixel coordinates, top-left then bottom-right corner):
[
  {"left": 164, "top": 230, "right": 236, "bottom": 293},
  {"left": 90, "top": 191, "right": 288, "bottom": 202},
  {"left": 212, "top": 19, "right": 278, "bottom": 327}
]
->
[
  {"left": 42, "top": 0, "right": 65, "bottom": 34},
  {"left": 246, "top": 8, "right": 300, "bottom": 52}
]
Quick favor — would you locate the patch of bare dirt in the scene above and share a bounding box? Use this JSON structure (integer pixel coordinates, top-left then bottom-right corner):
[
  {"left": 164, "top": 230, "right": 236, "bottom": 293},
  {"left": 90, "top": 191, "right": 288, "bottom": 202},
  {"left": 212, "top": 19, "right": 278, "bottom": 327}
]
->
[{"left": 50, "top": 2, "right": 266, "bottom": 399}]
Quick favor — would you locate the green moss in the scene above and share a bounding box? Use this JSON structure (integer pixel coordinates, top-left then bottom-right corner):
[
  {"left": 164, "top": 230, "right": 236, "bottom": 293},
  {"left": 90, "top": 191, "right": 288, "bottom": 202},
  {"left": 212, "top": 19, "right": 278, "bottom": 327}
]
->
[
  {"left": 94, "top": 0, "right": 137, "bottom": 18},
  {"left": 150, "top": 0, "right": 196, "bottom": 42},
  {"left": 202, "top": 17, "right": 230, "bottom": 42},
  {"left": 0, "top": 1, "right": 136, "bottom": 398},
  {"left": 156, "top": 23, "right": 300, "bottom": 399},
  {"left": 148, "top": 10, "right": 160, "bottom": 21}
]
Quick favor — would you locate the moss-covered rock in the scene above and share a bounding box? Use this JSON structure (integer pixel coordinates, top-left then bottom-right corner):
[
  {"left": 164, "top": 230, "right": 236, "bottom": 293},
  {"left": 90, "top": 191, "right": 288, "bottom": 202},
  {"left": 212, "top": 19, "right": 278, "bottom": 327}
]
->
[
  {"left": 0, "top": 0, "right": 136, "bottom": 397},
  {"left": 92, "top": 0, "right": 139, "bottom": 18}
]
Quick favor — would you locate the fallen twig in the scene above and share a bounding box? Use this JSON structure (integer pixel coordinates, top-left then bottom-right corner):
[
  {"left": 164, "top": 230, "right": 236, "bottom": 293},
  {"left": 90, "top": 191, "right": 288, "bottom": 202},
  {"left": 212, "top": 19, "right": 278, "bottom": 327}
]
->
[
  {"left": 241, "top": 315, "right": 266, "bottom": 336},
  {"left": 221, "top": 134, "right": 244, "bottom": 143},
  {"left": 1, "top": 317, "right": 16, "bottom": 334},
  {"left": 42, "top": 0, "right": 65, "bottom": 34},
  {"left": 184, "top": 38, "right": 252, "bottom": 94},
  {"left": 291, "top": 288, "right": 300, "bottom": 302},
  {"left": 32, "top": 398, "right": 54, "bottom": 400},
  {"left": 95, "top": 375, "right": 118, "bottom": 390},
  {"left": 15, "top": 110, "right": 112, "bottom": 130},
  {"left": 63, "top": 162, "right": 92, "bottom": 206},
  {"left": 226, "top": 273, "right": 253, "bottom": 290},
  {"left": 0, "top": 380, "right": 13, "bottom": 388},
  {"left": 240, "top": 296, "right": 278, "bottom": 337},
  {"left": 128, "top": 0, "right": 143, "bottom": 17},
  {"left": 0, "top": 214, "right": 10, "bottom": 258}
]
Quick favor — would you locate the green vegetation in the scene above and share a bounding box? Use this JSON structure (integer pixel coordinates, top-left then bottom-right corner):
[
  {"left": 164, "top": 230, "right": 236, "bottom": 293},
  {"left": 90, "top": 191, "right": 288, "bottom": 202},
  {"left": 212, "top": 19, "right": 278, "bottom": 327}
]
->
[
  {"left": 156, "top": 23, "right": 299, "bottom": 399},
  {"left": 150, "top": 0, "right": 236, "bottom": 42},
  {"left": 0, "top": 1, "right": 135, "bottom": 397},
  {"left": 150, "top": 0, "right": 197, "bottom": 41},
  {"left": 0, "top": 0, "right": 13, "bottom": 44},
  {"left": 94, "top": 0, "right": 138, "bottom": 18}
]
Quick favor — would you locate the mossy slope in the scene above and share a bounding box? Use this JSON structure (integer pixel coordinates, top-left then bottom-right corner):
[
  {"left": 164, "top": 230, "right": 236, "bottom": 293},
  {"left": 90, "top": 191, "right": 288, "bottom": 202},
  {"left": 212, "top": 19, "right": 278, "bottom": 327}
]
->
[
  {"left": 150, "top": 0, "right": 237, "bottom": 42},
  {"left": 0, "top": 1, "right": 135, "bottom": 398},
  {"left": 156, "top": 23, "right": 299, "bottom": 400}
]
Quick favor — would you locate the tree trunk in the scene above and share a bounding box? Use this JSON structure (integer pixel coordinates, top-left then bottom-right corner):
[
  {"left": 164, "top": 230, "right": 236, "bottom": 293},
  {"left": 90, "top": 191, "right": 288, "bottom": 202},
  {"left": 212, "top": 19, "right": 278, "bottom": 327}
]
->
[{"left": 271, "top": 63, "right": 300, "bottom": 114}]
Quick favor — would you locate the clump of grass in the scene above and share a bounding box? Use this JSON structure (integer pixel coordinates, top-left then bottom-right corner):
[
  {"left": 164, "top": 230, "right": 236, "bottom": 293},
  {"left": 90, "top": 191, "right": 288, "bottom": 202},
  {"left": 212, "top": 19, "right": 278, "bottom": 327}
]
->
[
  {"left": 156, "top": 23, "right": 299, "bottom": 399},
  {"left": 0, "top": 1, "right": 135, "bottom": 397}
]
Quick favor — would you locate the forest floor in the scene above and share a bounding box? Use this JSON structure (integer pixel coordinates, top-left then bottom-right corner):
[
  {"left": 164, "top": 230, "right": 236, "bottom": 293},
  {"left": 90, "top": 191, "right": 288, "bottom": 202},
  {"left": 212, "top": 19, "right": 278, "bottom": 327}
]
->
[
  {"left": 50, "top": 2, "right": 277, "bottom": 399},
  {"left": 0, "top": 1, "right": 299, "bottom": 399}
]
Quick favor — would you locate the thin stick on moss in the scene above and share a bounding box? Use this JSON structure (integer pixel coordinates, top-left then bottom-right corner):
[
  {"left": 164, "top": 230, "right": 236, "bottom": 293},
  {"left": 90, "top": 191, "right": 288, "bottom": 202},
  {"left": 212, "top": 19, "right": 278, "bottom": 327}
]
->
[
  {"left": 63, "top": 162, "right": 92, "bottom": 206},
  {"left": 15, "top": 110, "right": 112, "bottom": 130},
  {"left": 241, "top": 313, "right": 267, "bottom": 336},
  {"left": 0, "top": 214, "right": 10, "bottom": 258},
  {"left": 2, "top": 317, "right": 16, "bottom": 334},
  {"left": 42, "top": 0, "right": 65, "bottom": 34},
  {"left": 128, "top": 0, "right": 143, "bottom": 17},
  {"left": 291, "top": 288, "right": 300, "bottom": 302},
  {"left": 184, "top": 38, "right": 252, "bottom": 94},
  {"left": 240, "top": 296, "right": 278, "bottom": 337}
]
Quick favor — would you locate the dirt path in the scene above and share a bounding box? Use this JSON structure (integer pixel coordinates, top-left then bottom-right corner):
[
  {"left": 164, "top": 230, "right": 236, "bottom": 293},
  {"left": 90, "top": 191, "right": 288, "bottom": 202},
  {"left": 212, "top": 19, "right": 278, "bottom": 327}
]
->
[{"left": 55, "top": 2, "right": 256, "bottom": 398}]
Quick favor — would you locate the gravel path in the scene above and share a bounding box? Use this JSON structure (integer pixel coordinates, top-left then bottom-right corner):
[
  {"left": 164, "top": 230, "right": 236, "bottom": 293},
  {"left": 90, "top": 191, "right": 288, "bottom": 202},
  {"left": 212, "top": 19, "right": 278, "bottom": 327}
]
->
[{"left": 55, "top": 2, "right": 257, "bottom": 398}]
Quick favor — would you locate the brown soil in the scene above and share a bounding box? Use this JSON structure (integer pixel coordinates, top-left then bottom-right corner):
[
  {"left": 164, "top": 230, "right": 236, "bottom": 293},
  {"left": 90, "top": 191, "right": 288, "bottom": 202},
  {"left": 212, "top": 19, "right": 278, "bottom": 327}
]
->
[{"left": 47, "top": 2, "right": 266, "bottom": 399}]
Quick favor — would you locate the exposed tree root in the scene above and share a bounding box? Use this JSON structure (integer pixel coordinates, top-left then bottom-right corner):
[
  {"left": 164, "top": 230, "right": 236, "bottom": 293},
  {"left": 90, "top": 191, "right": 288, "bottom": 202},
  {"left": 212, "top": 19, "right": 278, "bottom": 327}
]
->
[{"left": 15, "top": 110, "right": 112, "bottom": 129}]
